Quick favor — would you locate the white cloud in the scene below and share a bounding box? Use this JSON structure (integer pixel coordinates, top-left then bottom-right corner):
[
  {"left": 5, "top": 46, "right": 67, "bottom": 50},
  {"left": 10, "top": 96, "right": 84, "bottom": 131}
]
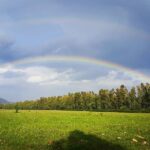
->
[
  {"left": 24, "top": 67, "right": 74, "bottom": 85},
  {"left": 27, "top": 76, "right": 45, "bottom": 83},
  {"left": 25, "top": 67, "right": 59, "bottom": 83},
  {"left": 0, "top": 65, "right": 146, "bottom": 87},
  {"left": 0, "top": 67, "right": 8, "bottom": 74},
  {"left": 0, "top": 64, "right": 147, "bottom": 101},
  {"left": 0, "top": 65, "right": 75, "bottom": 85},
  {"left": 95, "top": 71, "right": 140, "bottom": 88}
]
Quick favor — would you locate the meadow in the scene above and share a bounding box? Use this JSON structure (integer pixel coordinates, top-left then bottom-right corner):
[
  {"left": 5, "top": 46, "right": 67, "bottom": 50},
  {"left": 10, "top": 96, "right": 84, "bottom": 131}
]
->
[{"left": 0, "top": 110, "right": 150, "bottom": 150}]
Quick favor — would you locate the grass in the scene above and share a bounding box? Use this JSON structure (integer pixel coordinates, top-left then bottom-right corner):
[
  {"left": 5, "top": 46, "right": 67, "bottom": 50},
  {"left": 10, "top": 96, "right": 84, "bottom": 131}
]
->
[{"left": 0, "top": 110, "right": 150, "bottom": 150}]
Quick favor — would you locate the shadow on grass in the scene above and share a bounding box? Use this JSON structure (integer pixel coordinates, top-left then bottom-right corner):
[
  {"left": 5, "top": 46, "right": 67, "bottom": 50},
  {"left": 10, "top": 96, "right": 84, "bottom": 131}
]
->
[{"left": 50, "top": 130, "right": 126, "bottom": 150}]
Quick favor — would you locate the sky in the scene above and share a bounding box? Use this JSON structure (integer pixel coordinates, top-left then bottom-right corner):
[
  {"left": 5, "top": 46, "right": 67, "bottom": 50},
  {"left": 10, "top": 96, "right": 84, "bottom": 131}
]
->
[{"left": 0, "top": 0, "right": 150, "bottom": 101}]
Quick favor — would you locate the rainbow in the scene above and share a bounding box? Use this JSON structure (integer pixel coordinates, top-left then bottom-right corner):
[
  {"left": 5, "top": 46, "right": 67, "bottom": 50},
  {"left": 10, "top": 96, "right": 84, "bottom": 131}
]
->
[{"left": 1, "top": 55, "right": 150, "bottom": 82}]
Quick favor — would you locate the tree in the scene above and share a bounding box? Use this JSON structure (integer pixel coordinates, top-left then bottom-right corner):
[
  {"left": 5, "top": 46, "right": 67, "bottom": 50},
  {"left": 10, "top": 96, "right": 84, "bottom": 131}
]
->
[
  {"left": 99, "top": 89, "right": 110, "bottom": 109},
  {"left": 15, "top": 104, "right": 19, "bottom": 113},
  {"left": 3, "top": 83, "right": 150, "bottom": 112},
  {"left": 109, "top": 89, "right": 116, "bottom": 109},
  {"left": 137, "top": 83, "right": 150, "bottom": 109},
  {"left": 115, "top": 85, "right": 129, "bottom": 110},
  {"left": 129, "top": 87, "right": 139, "bottom": 109}
]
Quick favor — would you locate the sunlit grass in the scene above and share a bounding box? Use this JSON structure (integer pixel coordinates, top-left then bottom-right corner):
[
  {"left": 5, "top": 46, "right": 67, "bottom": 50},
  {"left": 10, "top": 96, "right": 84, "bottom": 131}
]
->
[{"left": 0, "top": 110, "right": 150, "bottom": 150}]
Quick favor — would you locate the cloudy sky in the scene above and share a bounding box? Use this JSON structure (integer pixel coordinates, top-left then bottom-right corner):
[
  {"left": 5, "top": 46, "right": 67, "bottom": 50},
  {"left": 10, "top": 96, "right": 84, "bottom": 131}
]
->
[{"left": 0, "top": 0, "right": 150, "bottom": 101}]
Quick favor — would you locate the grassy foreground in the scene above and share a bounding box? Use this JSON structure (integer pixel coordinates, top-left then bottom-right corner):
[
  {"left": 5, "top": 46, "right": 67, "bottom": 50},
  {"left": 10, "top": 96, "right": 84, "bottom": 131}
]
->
[{"left": 0, "top": 110, "right": 150, "bottom": 150}]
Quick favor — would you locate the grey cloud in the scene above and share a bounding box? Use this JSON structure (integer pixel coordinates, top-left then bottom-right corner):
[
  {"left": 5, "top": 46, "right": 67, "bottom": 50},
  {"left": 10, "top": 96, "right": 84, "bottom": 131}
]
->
[{"left": 0, "top": 0, "right": 149, "bottom": 70}]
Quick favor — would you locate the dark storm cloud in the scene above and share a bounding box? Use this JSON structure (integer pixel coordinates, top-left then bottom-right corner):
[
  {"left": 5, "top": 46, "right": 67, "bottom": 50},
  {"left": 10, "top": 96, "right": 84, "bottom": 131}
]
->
[{"left": 0, "top": 0, "right": 149, "bottom": 70}]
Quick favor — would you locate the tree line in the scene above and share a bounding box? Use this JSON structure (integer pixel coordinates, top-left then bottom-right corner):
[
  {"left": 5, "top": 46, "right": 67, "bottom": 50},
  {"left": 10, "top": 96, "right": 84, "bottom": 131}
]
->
[{"left": 1, "top": 83, "right": 150, "bottom": 112}]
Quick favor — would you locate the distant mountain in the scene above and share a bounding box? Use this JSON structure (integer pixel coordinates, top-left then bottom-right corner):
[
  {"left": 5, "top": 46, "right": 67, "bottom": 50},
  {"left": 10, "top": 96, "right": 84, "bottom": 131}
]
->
[{"left": 0, "top": 98, "right": 9, "bottom": 104}]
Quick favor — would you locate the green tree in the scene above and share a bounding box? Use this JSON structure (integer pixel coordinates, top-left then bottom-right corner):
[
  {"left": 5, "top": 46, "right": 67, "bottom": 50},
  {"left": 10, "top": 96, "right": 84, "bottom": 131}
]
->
[
  {"left": 99, "top": 89, "right": 110, "bottom": 109},
  {"left": 115, "top": 85, "right": 129, "bottom": 110}
]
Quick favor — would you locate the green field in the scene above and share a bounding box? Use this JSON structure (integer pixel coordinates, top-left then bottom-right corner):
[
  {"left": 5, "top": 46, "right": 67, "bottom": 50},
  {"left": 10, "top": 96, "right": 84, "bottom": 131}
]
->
[{"left": 0, "top": 110, "right": 150, "bottom": 150}]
